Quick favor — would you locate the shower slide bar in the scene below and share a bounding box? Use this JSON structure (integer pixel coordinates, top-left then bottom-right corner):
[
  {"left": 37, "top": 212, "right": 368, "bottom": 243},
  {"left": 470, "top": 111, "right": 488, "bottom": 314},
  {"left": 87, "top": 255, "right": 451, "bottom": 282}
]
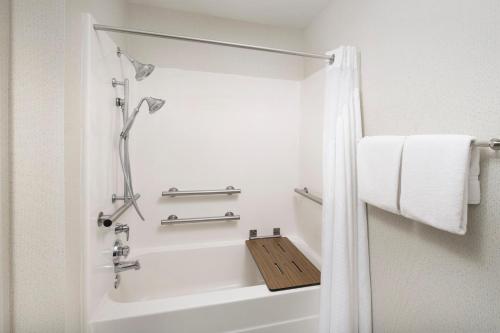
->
[
  {"left": 161, "top": 211, "right": 240, "bottom": 225},
  {"left": 294, "top": 187, "right": 323, "bottom": 205},
  {"left": 162, "top": 186, "right": 241, "bottom": 197},
  {"left": 93, "top": 24, "right": 335, "bottom": 64},
  {"left": 98, "top": 194, "right": 141, "bottom": 227}
]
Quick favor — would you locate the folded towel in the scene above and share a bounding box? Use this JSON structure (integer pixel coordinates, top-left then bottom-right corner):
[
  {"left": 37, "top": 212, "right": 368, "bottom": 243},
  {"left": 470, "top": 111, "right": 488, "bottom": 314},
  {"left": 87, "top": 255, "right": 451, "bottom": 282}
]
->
[
  {"left": 400, "top": 135, "right": 475, "bottom": 234},
  {"left": 357, "top": 136, "right": 406, "bottom": 214},
  {"left": 468, "top": 147, "right": 481, "bottom": 204}
]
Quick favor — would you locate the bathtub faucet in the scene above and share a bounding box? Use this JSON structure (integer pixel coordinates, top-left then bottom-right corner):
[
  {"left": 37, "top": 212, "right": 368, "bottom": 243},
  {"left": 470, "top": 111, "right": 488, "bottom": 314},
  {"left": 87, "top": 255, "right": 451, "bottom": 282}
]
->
[{"left": 114, "top": 260, "right": 141, "bottom": 273}]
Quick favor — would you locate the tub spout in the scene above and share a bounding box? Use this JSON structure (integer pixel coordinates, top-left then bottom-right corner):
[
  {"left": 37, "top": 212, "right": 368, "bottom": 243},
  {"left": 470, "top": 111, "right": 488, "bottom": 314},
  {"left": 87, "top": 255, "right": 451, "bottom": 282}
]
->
[{"left": 114, "top": 260, "right": 140, "bottom": 273}]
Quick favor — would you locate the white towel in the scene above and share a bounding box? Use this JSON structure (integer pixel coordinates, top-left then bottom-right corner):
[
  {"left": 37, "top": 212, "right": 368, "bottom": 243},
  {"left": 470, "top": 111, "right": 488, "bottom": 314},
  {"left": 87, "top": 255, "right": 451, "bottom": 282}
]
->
[
  {"left": 468, "top": 147, "right": 481, "bottom": 204},
  {"left": 357, "top": 136, "right": 406, "bottom": 214},
  {"left": 400, "top": 135, "right": 475, "bottom": 235}
]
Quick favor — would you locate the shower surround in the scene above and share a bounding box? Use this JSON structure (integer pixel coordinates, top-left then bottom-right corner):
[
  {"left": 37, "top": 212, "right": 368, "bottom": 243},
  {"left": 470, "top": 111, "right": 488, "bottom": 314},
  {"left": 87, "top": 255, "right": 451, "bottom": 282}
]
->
[{"left": 83, "top": 15, "right": 322, "bottom": 332}]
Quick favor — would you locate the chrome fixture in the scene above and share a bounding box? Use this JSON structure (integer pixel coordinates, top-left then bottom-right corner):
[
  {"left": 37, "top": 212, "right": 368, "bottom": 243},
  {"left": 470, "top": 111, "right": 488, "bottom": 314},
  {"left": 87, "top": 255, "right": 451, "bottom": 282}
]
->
[
  {"left": 115, "top": 223, "right": 130, "bottom": 241},
  {"left": 97, "top": 194, "right": 141, "bottom": 227},
  {"left": 111, "top": 77, "right": 126, "bottom": 88},
  {"left": 111, "top": 194, "right": 134, "bottom": 203},
  {"left": 473, "top": 138, "right": 500, "bottom": 150},
  {"left": 112, "top": 76, "right": 143, "bottom": 219},
  {"left": 294, "top": 187, "right": 323, "bottom": 205},
  {"left": 112, "top": 239, "right": 130, "bottom": 263},
  {"left": 249, "top": 228, "right": 281, "bottom": 240},
  {"left": 118, "top": 96, "right": 164, "bottom": 221},
  {"left": 117, "top": 47, "right": 155, "bottom": 81},
  {"left": 113, "top": 72, "right": 164, "bottom": 220},
  {"left": 95, "top": 25, "right": 335, "bottom": 64},
  {"left": 121, "top": 97, "right": 165, "bottom": 138},
  {"left": 115, "top": 97, "right": 125, "bottom": 107},
  {"left": 162, "top": 185, "right": 241, "bottom": 197},
  {"left": 112, "top": 239, "right": 140, "bottom": 289},
  {"left": 161, "top": 211, "right": 240, "bottom": 225},
  {"left": 114, "top": 260, "right": 141, "bottom": 273}
]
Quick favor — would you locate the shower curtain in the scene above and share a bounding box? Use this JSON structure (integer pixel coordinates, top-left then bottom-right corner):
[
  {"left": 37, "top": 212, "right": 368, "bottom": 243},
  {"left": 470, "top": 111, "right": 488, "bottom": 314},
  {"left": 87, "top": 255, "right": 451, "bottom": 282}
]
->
[{"left": 319, "top": 46, "right": 372, "bottom": 333}]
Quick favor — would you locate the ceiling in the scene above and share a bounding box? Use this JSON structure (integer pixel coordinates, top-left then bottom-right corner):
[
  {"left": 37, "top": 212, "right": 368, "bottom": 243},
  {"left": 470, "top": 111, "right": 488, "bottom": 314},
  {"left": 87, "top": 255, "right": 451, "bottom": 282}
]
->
[{"left": 127, "top": 0, "right": 331, "bottom": 28}]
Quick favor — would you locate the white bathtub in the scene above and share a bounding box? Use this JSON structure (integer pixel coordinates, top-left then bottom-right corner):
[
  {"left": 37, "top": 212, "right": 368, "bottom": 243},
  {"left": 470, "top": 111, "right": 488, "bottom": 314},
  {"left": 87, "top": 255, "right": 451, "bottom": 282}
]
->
[{"left": 91, "top": 239, "right": 320, "bottom": 333}]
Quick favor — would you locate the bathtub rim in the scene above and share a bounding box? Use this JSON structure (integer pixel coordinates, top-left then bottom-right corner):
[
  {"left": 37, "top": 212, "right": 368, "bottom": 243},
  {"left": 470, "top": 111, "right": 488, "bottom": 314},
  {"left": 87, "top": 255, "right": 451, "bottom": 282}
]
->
[{"left": 92, "top": 283, "right": 320, "bottom": 323}]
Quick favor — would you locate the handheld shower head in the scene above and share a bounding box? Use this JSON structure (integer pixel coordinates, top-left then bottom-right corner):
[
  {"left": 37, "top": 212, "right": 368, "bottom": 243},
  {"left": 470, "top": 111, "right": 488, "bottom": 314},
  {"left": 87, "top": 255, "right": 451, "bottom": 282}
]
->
[
  {"left": 118, "top": 47, "right": 155, "bottom": 81},
  {"left": 121, "top": 97, "right": 165, "bottom": 138},
  {"left": 145, "top": 97, "right": 165, "bottom": 113}
]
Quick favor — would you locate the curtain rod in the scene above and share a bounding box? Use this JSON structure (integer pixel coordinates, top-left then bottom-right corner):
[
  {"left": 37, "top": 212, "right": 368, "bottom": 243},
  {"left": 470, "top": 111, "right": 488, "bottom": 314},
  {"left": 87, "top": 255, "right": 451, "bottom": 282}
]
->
[{"left": 93, "top": 24, "right": 335, "bottom": 64}]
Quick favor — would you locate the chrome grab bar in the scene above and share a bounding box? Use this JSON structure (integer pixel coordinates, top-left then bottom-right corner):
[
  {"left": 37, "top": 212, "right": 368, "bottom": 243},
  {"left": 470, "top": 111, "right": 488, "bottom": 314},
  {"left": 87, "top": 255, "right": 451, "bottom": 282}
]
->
[
  {"left": 161, "top": 211, "right": 240, "bottom": 225},
  {"left": 162, "top": 186, "right": 241, "bottom": 197},
  {"left": 294, "top": 187, "right": 322, "bottom": 205},
  {"left": 97, "top": 194, "right": 141, "bottom": 227}
]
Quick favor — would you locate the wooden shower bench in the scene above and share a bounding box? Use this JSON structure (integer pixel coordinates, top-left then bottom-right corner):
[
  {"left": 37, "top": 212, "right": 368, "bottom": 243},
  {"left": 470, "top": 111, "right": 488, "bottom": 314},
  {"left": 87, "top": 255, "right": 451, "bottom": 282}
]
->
[{"left": 246, "top": 229, "right": 320, "bottom": 291}]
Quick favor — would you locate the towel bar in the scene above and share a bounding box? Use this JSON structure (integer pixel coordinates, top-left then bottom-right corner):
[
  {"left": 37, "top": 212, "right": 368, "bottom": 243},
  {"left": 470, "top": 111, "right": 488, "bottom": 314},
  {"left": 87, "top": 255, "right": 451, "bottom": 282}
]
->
[{"left": 473, "top": 138, "right": 500, "bottom": 150}]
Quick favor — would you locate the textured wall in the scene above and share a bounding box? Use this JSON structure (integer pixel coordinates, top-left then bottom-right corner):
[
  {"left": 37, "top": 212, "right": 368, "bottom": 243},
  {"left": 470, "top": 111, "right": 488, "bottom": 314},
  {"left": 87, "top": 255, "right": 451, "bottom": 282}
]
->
[
  {"left": 10, "top": 0, "right": 66, "bottom": 331},
  {"left": 0, "top": 0, "right": 10, "bottom": 331},
  {"left": 304, "top": 0, "right": 500, "bottom": 331},
  {"left": 8, "top": 0, "right": 128, "bottom": 331}
]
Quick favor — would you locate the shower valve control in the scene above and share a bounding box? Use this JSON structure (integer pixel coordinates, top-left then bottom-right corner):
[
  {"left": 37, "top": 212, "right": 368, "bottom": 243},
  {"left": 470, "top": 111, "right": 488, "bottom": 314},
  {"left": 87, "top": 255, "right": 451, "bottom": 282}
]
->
[
  {"left": 115, "top": 223, "right": 130, "bottom": 241},
  {"left": 112, "top": 239, "right": 130, "bottom": 263}
]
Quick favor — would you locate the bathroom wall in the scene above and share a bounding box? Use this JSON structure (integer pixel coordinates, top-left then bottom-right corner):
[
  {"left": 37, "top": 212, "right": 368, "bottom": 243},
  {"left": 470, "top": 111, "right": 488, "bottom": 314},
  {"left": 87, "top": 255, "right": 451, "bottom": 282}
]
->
[
  {"left": 10, "top": 0, "right": 66, "bottom": 331},
  {"left": 295, "top": 70, "right": 325, "bottom": 257},
  {"left": 121, "top": 3, "right": 325, "bottom": 257},
  {"left": 304, "top": 0, "right": 500, "bottom": 331},
  {"left": 124, "top": 4, "right": 305, "bottom": 80},
  {"left": 0, "top": 0, "right": 10, "bottom": 331},
  {"left": 123, "top": 67, "right": 301, "bottom": 248},
  {"left": 8, "top": 0, "right": 127, "bottom": 332}
]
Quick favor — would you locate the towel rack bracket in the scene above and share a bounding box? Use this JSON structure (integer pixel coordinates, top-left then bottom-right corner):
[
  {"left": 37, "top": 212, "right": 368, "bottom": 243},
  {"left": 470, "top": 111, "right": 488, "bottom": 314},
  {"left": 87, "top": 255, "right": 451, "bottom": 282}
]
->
[{"left": 489, "top": 138, "right": 500, "bottom": 150}]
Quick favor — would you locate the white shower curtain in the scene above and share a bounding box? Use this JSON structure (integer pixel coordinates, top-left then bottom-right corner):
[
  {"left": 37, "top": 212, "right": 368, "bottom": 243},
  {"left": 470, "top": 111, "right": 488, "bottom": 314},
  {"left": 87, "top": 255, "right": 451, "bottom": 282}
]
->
[{"left": 319, "top": 46, "right": 372, "bottom": 333}]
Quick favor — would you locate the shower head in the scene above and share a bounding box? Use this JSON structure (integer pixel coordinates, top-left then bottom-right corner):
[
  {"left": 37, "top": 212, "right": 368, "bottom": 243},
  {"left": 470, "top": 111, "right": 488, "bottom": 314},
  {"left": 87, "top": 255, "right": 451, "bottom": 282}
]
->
[
  {"left": 130, "top": 58, "right": 155, "bottom": 81},
  {"left": 145, "top": 97, "right": 165, "bottom": 113},
  {"left": 118, "top": 47, "right": 155, "bottom": 81},
  {"left": 121, "top": 97, "right": 165, "bottom": 138}
]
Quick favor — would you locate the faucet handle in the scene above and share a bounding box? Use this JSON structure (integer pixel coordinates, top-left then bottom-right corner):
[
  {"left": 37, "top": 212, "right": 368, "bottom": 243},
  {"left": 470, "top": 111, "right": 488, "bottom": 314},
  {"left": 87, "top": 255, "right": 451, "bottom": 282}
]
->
[
  {"left": 114, "top": 260, "right": 141, "bottom": 273},
  {"left": 112, "top": 239, "right": 130, "bottom": 263},
  {"left": 115, "top": 223, "right": 130, "bottom": 241}
]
